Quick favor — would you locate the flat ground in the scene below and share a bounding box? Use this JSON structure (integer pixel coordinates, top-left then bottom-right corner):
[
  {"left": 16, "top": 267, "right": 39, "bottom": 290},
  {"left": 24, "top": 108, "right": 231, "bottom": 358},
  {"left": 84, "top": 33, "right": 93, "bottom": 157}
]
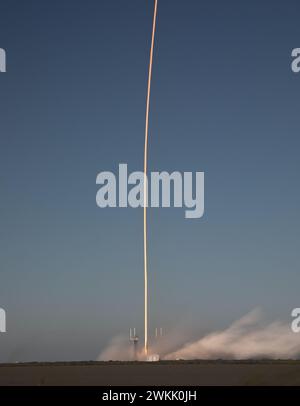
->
[{"left": 0, "top": 361, "right": 300, "bottom": 386}]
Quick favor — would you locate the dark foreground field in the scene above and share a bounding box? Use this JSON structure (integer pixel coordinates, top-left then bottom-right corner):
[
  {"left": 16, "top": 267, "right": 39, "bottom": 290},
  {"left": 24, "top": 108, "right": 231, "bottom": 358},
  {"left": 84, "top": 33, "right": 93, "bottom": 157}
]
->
[{"left": 0, "top": 361, "right": 300, "bottom": 386}]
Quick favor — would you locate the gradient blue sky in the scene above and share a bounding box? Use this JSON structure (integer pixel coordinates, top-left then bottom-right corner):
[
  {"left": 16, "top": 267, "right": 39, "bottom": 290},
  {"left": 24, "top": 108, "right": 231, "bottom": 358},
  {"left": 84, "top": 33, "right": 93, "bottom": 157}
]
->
[{"left": 0, "top": 0, "right": 300, "bottom": 361}]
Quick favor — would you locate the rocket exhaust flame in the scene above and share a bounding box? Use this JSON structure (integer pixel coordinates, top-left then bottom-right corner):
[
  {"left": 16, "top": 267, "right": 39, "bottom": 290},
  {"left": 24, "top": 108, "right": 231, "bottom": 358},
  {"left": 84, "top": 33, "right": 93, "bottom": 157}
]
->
[{"left": 143, "top": 0, "right": 158, "bottom": 356}]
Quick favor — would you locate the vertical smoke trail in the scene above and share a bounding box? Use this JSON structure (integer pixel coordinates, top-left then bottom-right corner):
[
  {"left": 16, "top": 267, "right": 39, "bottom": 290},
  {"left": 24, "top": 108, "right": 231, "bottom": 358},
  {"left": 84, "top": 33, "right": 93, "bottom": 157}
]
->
[{"left": 143, "top": 0, "right": 158, "bottom": 356}]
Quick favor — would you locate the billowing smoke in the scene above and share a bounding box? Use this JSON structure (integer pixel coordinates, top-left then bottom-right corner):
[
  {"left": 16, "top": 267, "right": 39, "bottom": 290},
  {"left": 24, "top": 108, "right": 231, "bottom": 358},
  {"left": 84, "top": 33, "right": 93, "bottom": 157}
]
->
[
  {"left": 98, "top": 310, "right": 300, "bottom": 361},
  {"left": 97, "top": 326, "right": 191, "bottom": 361},
  {"left": 165, "top": 309, "right": 300, "bottom": 360},
  {"left": 97, "top": 335, "right": 134, "bottom": 361}
]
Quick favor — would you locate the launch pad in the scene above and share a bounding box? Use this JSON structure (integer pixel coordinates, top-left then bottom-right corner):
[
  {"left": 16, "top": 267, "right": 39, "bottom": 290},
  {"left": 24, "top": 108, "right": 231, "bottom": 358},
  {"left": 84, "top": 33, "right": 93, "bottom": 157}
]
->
[{"left": 129, "top": 327, "right": 162, "bottom": 361}]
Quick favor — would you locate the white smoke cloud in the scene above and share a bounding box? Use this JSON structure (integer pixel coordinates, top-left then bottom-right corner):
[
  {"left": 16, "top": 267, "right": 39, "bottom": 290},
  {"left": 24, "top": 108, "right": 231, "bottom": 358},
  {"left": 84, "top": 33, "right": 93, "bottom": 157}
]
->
[
  {"left": 165, "top": 309, "right": 300, "bottom": 360},
  {"left": 97, "top": 310, "right": 300, "bottom": 361},
  {"left": 97, "top": 335, "right": 133, "bottom": 361}
]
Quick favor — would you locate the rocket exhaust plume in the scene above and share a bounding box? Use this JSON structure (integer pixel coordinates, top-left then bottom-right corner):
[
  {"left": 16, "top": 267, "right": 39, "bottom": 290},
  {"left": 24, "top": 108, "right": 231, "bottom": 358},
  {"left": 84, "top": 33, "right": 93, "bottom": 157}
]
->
[
  {"left": 143, "top": 0, "right": 158, "bottom": 356},
  {"left": 98, "top": 309, "right": 300, "bottom": 360},
  {"left": 165, "top": 309, "right": 300, "bottom": 360}
]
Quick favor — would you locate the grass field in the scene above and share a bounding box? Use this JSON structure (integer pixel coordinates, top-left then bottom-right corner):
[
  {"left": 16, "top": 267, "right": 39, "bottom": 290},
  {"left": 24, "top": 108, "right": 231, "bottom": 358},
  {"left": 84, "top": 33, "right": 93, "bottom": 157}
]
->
[{"left": 0, "top": 360, "right": 300, "bottom": 386}]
